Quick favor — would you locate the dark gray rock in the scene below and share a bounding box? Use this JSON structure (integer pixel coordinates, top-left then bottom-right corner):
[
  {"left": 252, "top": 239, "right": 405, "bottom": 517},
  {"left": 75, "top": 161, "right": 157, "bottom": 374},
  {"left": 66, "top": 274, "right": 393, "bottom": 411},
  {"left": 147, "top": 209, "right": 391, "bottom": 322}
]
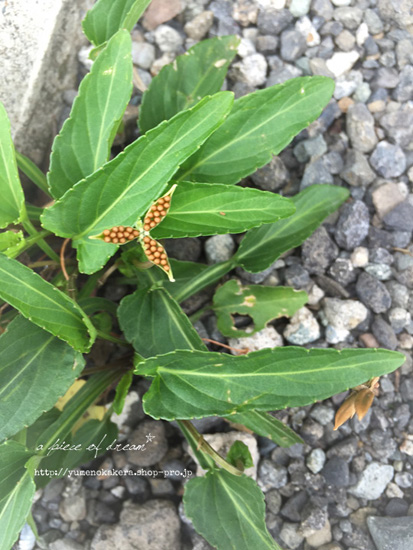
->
[
  {"left": 385, "top": 498, "right": 409, "bottom": 517},
  {"left": 346, "top": 103, "right": 378, "bottom": 153},
  {"left": 265, "top": 489, "right": 283, "bottom": 515},
  {"left": 370, "top": 141, "right": 407, "bottom": 178},
  {"left": 300, "top": 157, "right": 334, "bottom": 189},
  {"left": 126, "top": 419, "right": 168, "bottom": 467},
  {"left": 326, "top": 436, "right": 358, "bottom": 462},
  {"left": 209, "top": 0, "right": 241, "bottom": 35},
  {"left": 356, "top": 272, "right": 392, "bottom": 313},
  {"left": 251, "top": 155, "right": 289, "bottom": 191},
  {"left": 340, "top": 149, "right": 375, "bottom": 187},
  {"left": 393, "top": 64, "right": 413, "bottom": 101},
  {"left": 280, "top": 29, "right": 307, "bottom": 61},
  {"left": 335, "top": 200, "right": 370, "bottom": 251},
  {"left": 367, "top": 516, "right": 413, "bottom": 550},
  {"left": 382, "top": 202, "right": 413, "bottom": 233},
  {"left": 374, "top": 67, "right": 400, "bottom": 88},
  {"left": 333, "top": 6, "right": 363, "bottom": 30},
  {"left": 284, "top": 264, "right": 311, "bottom": 289},
  {"left": 312, "top": 0, "right": 334, "bottom": 21},
  {"left": 123, "top": 475, "right": 150, "bottom": 498},
  {"left": 321, "top": 457, "right": 350, "bottom": 487},
  {"left": 258, "top": 459, "right": 288, "bottom": 491},
  {"left": 164, "top": 237, "right": 201, "bottom": 262},
  {"left": 328, "top": 258, "right": 357, "bottom": 286},
  {"left": 302, "top": 226, "right": 339, "bottom": 275},
  {"left": 280, "top": 491, "right": 308, "bottom": 522}
]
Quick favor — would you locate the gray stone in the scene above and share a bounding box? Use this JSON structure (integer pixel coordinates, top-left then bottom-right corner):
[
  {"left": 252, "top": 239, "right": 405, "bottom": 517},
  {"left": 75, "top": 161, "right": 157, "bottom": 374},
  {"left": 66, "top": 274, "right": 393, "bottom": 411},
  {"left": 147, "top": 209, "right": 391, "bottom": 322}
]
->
[
  {"left": 300, "top": 504, "right": 328, "bottom": 537},
  {"left": 256, "top": 35, "right": 278, "bottom": 54},
  {"left": 302, "top": 226, "right": 339, "bottom": 275},
  {"left": 372, "top": 182, "right": 408, "bottom": 219},
  {"left": 335, "top": 29, "right": 355, "bottom": 52},
  {"left": 306, "top": 448, "right": 327, "bottom": 474},
  {"left": 335, "top": 200, "right": 370, "bottom": 251},
  {"left": 267, "top": 64, "right": 303, "bottom": 86},
  {"left": 323, "top": 151, "right": 344, "bottom": 175},
  {"left": 312, "top": 0, "right": 334, "bottom": 20},
  {"left": 205, "top": 234, "right": 235, "bottom": 264},
  {"left": 283, "top": 307, "right": 321, "bottom": 345},
  {"left": 385, "top": 498, "right": 409, "bottom": 517},
  {"left": 294, "top": 135, "right": 327, "bottom": 163},
  {"left": 349, "top": 462, "right": 394, "bottom": 500},
  {"left": 91, "top": 500, "right": 181, "bottom": 550},
  {"left": 367, "top": 516, "right": 413, "bottom": 550},
  {"left": 333, "top": 6, "right": 363, "bottom": 29},
  {"left": 229, "top": 53, "right": 267, "bottom": 86},
  {"left": 284, "top": 264, "right": 311, "bottom": 289},
  {"left": 154, "top": 25, "right": 184, "bottom": 53},
  {"left": 126, "top": 419, "right": 168, "bottom": 467},
  {"left": 258, "top": 459, "right": 288, "bottom": 491},
  {"left": 266, "top": 489, "right": 283, "bottom": 515},
  {"left": 375, "top": 67, "right": 400, "bottom": 89},
  {"left": 356, "top": 272, "right": 392, "bottom": 314},
  {"left": 210, "top": 0, "right": 241, "bottom": 35},
  {"left": 58, "top": 489, "right": 87, "bottom": 522},
  {"left": 377, "top": 0, "right": 413, "bottom": 32},
  {"left": 394, "top": 65, "right": 413, "bottom": 101},
  {"left": 165, "top": 237, "right": 202, "bottom": 262},
  {"left": 389, "top": 308, "right": 411, "bottom": 333},
  {"left": 280, "top": 522, "right": 304, "bottom": 549},
  {"left": 251, "top": 155, "right": 289, "bottom": 191},
  {"left": 49, "top": 539, "right": 85, "bottom": 550},
  {"left": 370, "top": 141, "right": 407, "bottom": 178},
  {"left": 372, "top": 316, "right": 398, "bottom": 350},
  {"left": 364, "top": 263, "right": 393, "bottom": 281},
  {"left": 383, "top": 203, "right": 413, "bottom": 233},
  {"left": 328, "top": 258, "right": 357, "bottom": 286},
  {"left": 364, "top": 8, "right": 384, "bottom": 34},
  {"left": 257, "top": 8, "right": 293, "bottom": 35},
  {"left": 340, "top": 149, "right": 375, "bottom": 187},
  {"left": 334, "top": 70, "right": 363, "bottom": 99},
  {"left": 346, "top": 103, "right": 377, "bottom": 153},
  {"left": 131, "top": 42, "right": 155, "bottom": 70},
  {"left": 280, "top": 30, "right": 307, "bottom": 62},
  {"left": 322, "top": 457, "right": 350, "bottom": 487},
  {"left": 0, "top": 0, "right": 93, "bottom": 165},
  {"left": 380, "top": 108, "right": 413, "bottom": 148}
]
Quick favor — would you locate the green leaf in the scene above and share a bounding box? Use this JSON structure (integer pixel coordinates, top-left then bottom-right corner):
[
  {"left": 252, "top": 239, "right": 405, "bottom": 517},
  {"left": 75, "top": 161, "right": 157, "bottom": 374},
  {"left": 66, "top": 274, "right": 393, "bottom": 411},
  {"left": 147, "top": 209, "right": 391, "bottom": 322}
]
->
[
  {"left": 137, "top": 347, "right": 405, "bottom": 420},
  {"left": 229, "top": 411, "right": 303, "bottom": 448},
  {"left": 0, "top": 316, "right": 85, "bottom": 443},
  {"left": 226, "top": 440, "right": 253, "bottom": 470},
  {"left": 177, "top": 76, "right": 335, "bottom": 184},
  {"left": 213, "top": 279, "right": 307, "bottom": 337},
  {"left": 119, "top": 287, "right": 207, "bottom": 358},
  {"left": 113, "top": 371, "right": 134, "bottom": 415},
  {"left": 0, "top": 230, "right": 23, "bottom": 252},
  {"left": 48, "top": 30, "right": 133, "bottom": 199},
  {"left": 0, "top": 254, "right": 96, "bottom": 352},
  {"left": 82, "top": 0, "right": 151, "bottom": 47},
  {"left": 15, "top": 151, "right": 50, "bottom": 196},
  {"left": 184, "top": 469, "right": 280, "bottom": 550},
  {"left": 41, "top": 92, "right": 234, "bottom": 274},
  {"left": 139, "top": 36, "right": 240, "bottom": 133},
  {"left": 235, "top": 184, "right": 349, "bottom": 273},
  {"left": 151, "top": 181, "right": 295, "bottom": 239},
  {"left": 0, "top": 441, "right": 36, "bottom": 550},
  {"left": 0, "top": 103, "right": 25, "bottom": 228}
]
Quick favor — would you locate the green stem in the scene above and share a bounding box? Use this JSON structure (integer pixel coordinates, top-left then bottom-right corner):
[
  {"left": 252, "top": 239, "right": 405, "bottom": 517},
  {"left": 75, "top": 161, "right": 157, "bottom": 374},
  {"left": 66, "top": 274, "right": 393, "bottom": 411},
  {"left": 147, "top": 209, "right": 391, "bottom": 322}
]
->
[
  {"left": 96, "top": 329, "right": 130, "bottom": 346},
  {"left": 20, "top": 205, "right": 60, "bottom": 262},
  {"left": 6, "top": 229, "right": 52, "bottom": 259},
  {"left": 173, "top": 259, "right": 235, "bottom": 303},
  {"left": 179, "top": 420, "right": 243, "bottom": 476},
  {"left": 189, "top": 304, "right": 212, "bottom": 324},
  {"left": 16, "top": 151, "right": 51, "bottom": 196}
]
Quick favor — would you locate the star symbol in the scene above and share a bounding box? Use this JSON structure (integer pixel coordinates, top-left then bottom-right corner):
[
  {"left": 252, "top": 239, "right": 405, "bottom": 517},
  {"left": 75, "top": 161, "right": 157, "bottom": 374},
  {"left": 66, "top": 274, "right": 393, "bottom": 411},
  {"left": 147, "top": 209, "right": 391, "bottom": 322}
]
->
[{"left": 146, "top": 433, "right": 156, "bottom": 443}]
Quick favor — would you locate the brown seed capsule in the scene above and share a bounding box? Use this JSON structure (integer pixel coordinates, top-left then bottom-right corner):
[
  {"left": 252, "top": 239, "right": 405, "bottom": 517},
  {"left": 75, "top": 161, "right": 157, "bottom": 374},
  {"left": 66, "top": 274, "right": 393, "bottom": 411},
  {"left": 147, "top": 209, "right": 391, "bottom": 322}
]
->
[
  {"left": 154, "top": 252, "right": 161, "bottom": 258},
  {"left": 118, "top": 226, "right": 125, "bottom": 232},
  {"left": 150, "top": 245, "right": 157, "bottom": 252},
  {"left": 126, "top": 227, "right": 133, "bottom": 233},
  {"left": 158, "top": 197, "right": 165, "bottom": 205},
  {"left": 164, "top": 265, "right": 170, "bottom": 271},
  {"left": 164, "top": 196, "right": 171, "bottom": 202},
  {"left": 112, "top": 227, "right": 118, "bottom": 232},
  {"left": 127, "top": 234, "right": 134, "bottom": 240},
  {"left": 133, "top": 230, "right": 139, "bottom": 237},
  {"left": 144, "top": 217, "right": 150, "bottom": 224},
  {"left": 160, "top": 259, "right": 167, "bottom": 265},
  {"left": 156, "top": 205, "right": 163, "bottom": 211},
  {"left": 112, "top": 237, "right": 119, "bottom": 244},
  {"left": 104, "top": 236, "right": 111, "bottom": 243},
  {"left": 154, "top": 217, "right": 161, "bottom": 224},
  {"left": 144, "top": 224, "right": 150, "bottom": 231},
  {"left": 150, "top": 239, "right": 156, "bottom": 246},
  {"left": 160, "top": 210, "right": 166, "bottom": 216},
  {"left": 120, "top": 237, "right": 126, "bottom": 243},
  {"left": 117, "top": 232, "right": 123, "bottom": 238},
  {"left": 109, "top": 232, "right": 116, "bottom": 238},
  {"left": 150, "top": 221, "right": 156, "bottom": 228},
  {"left": 160, "top": 253, "right": 167, "bottom": 259},
  {"left": 143, "top": 236, "right": 150, "bottom": 243},
  {"left": 103, "top": 229, "right": 110, "bottom": 236},
  {"left": 154, "top": 258, "right": 161, "bottom": 264}
]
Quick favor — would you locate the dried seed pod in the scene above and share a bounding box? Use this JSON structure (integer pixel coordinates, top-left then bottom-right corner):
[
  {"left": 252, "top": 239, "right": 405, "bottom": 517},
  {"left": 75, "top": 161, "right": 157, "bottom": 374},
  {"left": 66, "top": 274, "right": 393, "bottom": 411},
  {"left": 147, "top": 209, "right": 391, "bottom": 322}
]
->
[
  {"left": 334, "top": 377, "right": 380, "bottom": 430},
  {"left": 92, "top": 224, "right": 140, "bottom": 245},
  {"left": 141, "top": 238, "right": 174, "bottom": 281}
]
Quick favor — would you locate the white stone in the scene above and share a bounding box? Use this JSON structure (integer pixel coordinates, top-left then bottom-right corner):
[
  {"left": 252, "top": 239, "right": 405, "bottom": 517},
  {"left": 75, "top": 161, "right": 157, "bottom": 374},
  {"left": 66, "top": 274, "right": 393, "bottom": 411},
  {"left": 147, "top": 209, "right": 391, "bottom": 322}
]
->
[
  {"left": 372, "top": 182, "right": 409, "bottom": 218},
  {"left": 258, "top": 0, "right": 286, "bottom": 8},
  {"left": 306, "top": 448, "right": 326, "bottom": 474},
  {"left": 289, "top": 0, "right": 311, "bottom": 18},
  {"left": 280, "top": 523, "right": 304, "bottom": 549},
  {"left": 351, "top": 246, "right": 369, "bottom": 268},
  {"left": 400, "top": 437, "right": 413, "bottom": 456},
  {"left": 323, "top": 298, "right": 368, "bottom": 331},
  {"left": 296, "top": 16, "right": 321, "bottom": 47},
  {"left": 229, "top": 326, "right": 283, "bottom": 354},
  {"left": 306, "top": 519, "right": 332, "bottom": 547},
  {"left": 332, "top": 0, "right": 351, "bottom": 5},
  {"left": 307, "top": 283, "right": 325, "bottom": 306},
  {"left": 187, "top": 432, "right": 259, "bottom": 479},
  {"left": 386, "top": 482, "right": 404, "bottom": 499},
  {"left": 229, "top": 53, "right": 268, "bottom": 87},
  {"left": 325, "top": 324, "right": 350, "bottom": 344},
  {"left": 78, "top": 45, "right": 94, "bottom": 71},
  {"left": 356, "top": 22, "right": 369, "bottom": 46},
  {"left": 349, "top": 462, "right": 394, "bottom": 500},
  {"left": 110, "top": 391, "right": 141, "bottom": 440},
  {"left": 326, "top": 51, "right": 360, "bottom": 77},
  {"left": 131, "top": 41, "right": 155, "bottom": 69},
  {"left": 283, "top": 307, "right": 320, "bottom": 345},
  {"left": 154, "top": 24, "right": 184, "bottom": 53},
  {"left": 237, "top": 38, "right": 256, "bottom": 58},
  {"left": 0, "top": 0, "right": 93, "bottom": 165}
]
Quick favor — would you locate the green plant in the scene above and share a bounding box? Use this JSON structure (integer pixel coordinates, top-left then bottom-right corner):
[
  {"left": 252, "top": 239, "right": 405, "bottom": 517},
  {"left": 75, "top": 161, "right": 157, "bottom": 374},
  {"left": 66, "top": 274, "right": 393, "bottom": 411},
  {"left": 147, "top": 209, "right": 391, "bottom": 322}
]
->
[{"left": 0, "top": 1, "right": 405, "bottom": 549}]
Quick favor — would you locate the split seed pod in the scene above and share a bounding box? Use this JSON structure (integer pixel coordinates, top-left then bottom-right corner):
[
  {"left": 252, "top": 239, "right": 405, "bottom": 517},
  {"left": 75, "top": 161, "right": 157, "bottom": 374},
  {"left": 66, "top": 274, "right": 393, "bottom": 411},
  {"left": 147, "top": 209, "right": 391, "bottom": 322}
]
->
[{"left": 333, "top": 377, "right": 380, "bottom": 430}]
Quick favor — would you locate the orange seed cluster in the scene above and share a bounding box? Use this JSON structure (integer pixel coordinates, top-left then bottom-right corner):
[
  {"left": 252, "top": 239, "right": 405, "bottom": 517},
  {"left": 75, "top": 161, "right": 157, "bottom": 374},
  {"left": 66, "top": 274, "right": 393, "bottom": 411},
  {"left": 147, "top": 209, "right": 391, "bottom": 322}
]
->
[
  {"left": 102, "top": 226, "right": 140, "bottom": 244},
  {"left": 143, "top": 195, "right": 171, "bottom": 231},
  {"left": 142, "top": 236, "right": 170, "bottom": 271}
]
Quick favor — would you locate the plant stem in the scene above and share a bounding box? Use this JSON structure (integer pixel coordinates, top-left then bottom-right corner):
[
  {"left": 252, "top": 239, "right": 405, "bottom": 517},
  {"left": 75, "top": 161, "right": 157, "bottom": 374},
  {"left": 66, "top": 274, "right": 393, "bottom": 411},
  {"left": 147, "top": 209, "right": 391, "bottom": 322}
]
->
[
  {"left": 96, "top": 329, "right": 130, "bottom": 346},
  {"left": 179, "top": 420, "right": 243, "bottom": 476},
  {"left": 173, "top": 259, "right": 235, "bottom": 303},
  {"left": 20, "top": 205, "right": 60, "bottom": 262}
]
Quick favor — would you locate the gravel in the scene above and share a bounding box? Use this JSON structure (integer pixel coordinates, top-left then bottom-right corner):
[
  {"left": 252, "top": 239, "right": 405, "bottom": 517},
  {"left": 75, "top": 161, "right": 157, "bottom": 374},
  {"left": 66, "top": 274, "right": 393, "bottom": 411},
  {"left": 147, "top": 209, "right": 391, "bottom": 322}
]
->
[{"left": 24, "top": 2, "right": 413, "bottom": 549}]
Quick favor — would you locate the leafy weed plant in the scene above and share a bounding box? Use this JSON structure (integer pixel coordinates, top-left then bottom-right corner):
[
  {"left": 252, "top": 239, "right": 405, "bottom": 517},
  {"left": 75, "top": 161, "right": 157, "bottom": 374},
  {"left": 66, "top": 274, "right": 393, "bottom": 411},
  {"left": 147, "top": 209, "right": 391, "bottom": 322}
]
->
[{"left": 0, "top": 1, "right": 405, "bottom": 549}]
